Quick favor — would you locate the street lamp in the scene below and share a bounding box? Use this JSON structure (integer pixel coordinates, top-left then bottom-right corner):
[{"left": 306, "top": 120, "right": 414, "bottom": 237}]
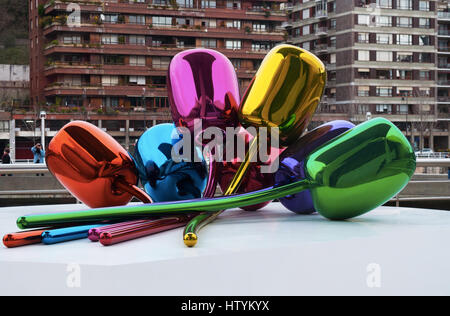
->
[{"left": 40, "top": 111, "right": 46, "bottom": 150}]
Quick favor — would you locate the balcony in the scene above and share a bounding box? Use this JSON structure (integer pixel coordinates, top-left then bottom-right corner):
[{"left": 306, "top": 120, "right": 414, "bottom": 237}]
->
[
  {"left": 438, "top": 47, "right": 450, "bottom": 53},
  {"left": 313, "top": 44, "right": 328, "bottom": 54},
  {"left": 315, "top": 11, "right": 328, "bottom": 19},
  {"left": 315, "top": 27, "right": 328, "bottom": 36},
  {"left": 437, "top": 80, "right": 450, "bottom": 86},
  {"left": 281, "top": 21, "right": 293, "bottom": 28},
  {"left": 438, "top": 29, "right": 450, "bottom": 36},
  {"left": 438, "top": 12, "right": 450, "bottom": 20}
]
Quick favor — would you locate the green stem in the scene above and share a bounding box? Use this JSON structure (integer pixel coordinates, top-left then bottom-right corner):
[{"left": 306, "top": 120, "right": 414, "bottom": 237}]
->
[{"left": 17, "top": 179, "right": 313, "bottom": 229}]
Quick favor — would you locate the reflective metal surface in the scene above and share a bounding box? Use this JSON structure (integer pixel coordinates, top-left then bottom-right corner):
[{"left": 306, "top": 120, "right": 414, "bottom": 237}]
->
[
  {"left": 168, "top": 48, "right": 240, "bottom": 135},
  {"left": 133, "top": 123, "right": 207, "bottom": 202},
  {"left": 305, "top": 118, "right": 416, "bottom": 220},
  {"left": 88, "top": 220, "right": 148, "bottom": 242},
  {"left": 239, "top": 44, "right": 327, "bottom": 146},
  {"left": 275, "top": 120, "right": 355, "bottom": 214},
  {"left": 46, "top": 121, "right": 151, "bottom": 208},
  {"left": 99, "top": 215, "right": 191, "bottom": 246},
  {"left": 2, "top": 229, "right": 48, "bottom": 248},
  {"left": 41, "top": 224, "right": 101, "bottom": 244},
  {"left": 17, "top": 118, "right": 416, "bottom": 228},
  {"left": 168, "top": 48, "right": 242, "bottom": 245}
]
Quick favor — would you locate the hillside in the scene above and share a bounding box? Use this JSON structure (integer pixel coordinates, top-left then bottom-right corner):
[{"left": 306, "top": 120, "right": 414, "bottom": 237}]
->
[{"left": 0, "top": 0, "right": 29, "bottom": 64}]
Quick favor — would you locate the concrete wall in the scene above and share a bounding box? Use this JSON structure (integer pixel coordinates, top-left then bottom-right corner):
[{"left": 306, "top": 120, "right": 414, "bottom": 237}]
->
[
  {"left": 0, "top": 64, "right": 30, "bottom": 103},
  {"left": 0, "top": 64, "right": 29, "bottom": 82}
]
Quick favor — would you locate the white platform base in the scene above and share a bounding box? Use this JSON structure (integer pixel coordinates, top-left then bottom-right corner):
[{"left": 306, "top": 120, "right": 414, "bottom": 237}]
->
[{"left": 1, "top": 203, "right": 449, "bottom": 295}]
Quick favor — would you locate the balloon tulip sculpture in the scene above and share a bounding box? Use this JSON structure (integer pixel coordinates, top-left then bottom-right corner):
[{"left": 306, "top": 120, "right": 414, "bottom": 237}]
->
[
  {"left": 6, "top": 45, "right": 418, "bottom": 251},
  {"left": 275, "top": 120, "right": 355, "bottom": 214},
  {"left": 179, "top": 44, "right": 327, "bottom": 245},
  {"left": 133, "top": 123, "right": 207, "bottom": 203},
  {"left": 16, "top": 118, "right": 416, "bottom": 229},
  {"left": 168, "top": 48, "right": 276, "bottom": 246},
  {"left": 45, "top": 120, "right": 151, "bottom": 208}
]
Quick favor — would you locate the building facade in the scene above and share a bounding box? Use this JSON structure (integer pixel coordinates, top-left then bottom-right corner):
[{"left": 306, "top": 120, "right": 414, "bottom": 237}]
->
[
  {"left": 286, "top": 0, "right": 450, "bottom": 151},
  {"left": 21, "top": 0, "right": 287, "bottom": 159}
]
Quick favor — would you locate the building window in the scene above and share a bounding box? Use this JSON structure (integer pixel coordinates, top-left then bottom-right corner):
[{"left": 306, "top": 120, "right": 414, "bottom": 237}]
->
[
  {"left": 396, "top": 104, "right": 409, "bottom": 114},
  {"left": 231, "top": 59, "right": 241, "bottom": 69},
  {"left": 201, "top": 0, "right": 216, "bottom": 8},
  {"left": 302, "top": 9, "right": 310, "bottom": 19},
  {"left": 253, "top": 23, "right": 267, "bottom": 32},
  {"left": 330, "top": 19, "right": 336, "bottom": 29},
  {"left": 397, "top": 17, "right": 412, "bottom": 28},
  {"left": 103, "top": 55, "right": 124, "bottom": 65},
  {"left": 419, "top": 18, "right": 430, "bottom": 29},
  {"left": 396, "top": 0, "right": 412, "bottom": 10},
  {"left": 376, "top": 51, "right": 393, "bottom": 61},
  {"left": 419, "top": 35, "right": 431, "bottom": 46},
  {"left": 129, "top": 35, "right": 145, "bottom": 45},
  {"left": 129, "top": 76, "right": 146, "bottom": 85},
  {"left": 376, "top": 104, "right": 392, "bottom": 113},
  {"left": 397, "top": 52, "right": 413, "bottom": 62},
  {"left": 129, "top": 15, "right": 145, "bottom": 25},
  {"left": 419, "top": 1, "right": 429, "bottom": 11},
  {"left": 398, "top": 34, "right": 412, "bottom": 45},
  {"left": 103, "top": 14, "right": 118, "bottom": 24},
  {"left": 419, "top": 53, "right": 432, "bottom": 63},
  {"left": 376, "top": 69, "right": 393, "bottom": 79},
  {"left": 130, "top": 56, "right": 146, "bottom": 66},
  {"left": 101, "top": 34, "right": 119, "bottom": 44},
  {"left": 226, "top": 1, "right": 241, "bottom": 10},
  {"left": 225, "top": 40, "right": 241, "bottom": 50},
  {"left": 358, "top": 68, "right": 370, "bottom": 79},
  {"left": 358, "top": 104, "right": 370, "bottom": 114},
  {"left": 358, "top": 50, "right": 370, "bottom": 61},
  {"left": 152, "top": 16, "right": 172, "bottom": 26},
  {"left": 397, "top": 70, "right": 412, "bottom": 80},
  {"left": 302, "top": 25, "right": 310, "bottom": 35},
  {"left": 152, "top": 57, "right": 171, "bottom": 69},
  {"left": 226, "top": 20, "right": 241, "bottom": 29},
  {"left": 358, "top": 33, "right": 369, "bottom": 43},
  {"left": 358, "top": 86, "right": 370, "bottom": 97},
  {"left": 102, "top": 76, "right": 119, "bottom": 86},
  {"left": 376, "top": 87, "right": 393, "bottom": 97},
  {"left": 376, "top": 0, "right": 392, "bottom": 8},
  {"left": 376, "top": 16, "right": 392, "bottom": 27},
  {"left": 201, "top": 38, "right": 217, "bottom": 48},
  {"left": 252, "top": 42, "right": 271, "bottom": 51},
  {"left": 63, "top": 35, "right": 82, "bottom": 44},
  {"left": 376, "top": 34, "right": 393, "bottom": 45},
  {"left": 419, "top": 88, "right": 431, "bottom": 97},
  {"left": 358, "top": 15, "right": 370, "bottom": 26},
  {"left": 330, "top": 53, "right": 336, "bottom": 64},
  {"left": 177, "top": 0, "right": 194, "bottom": 8},
  {"left": 419, "top": 71, "right": 431, "bottom": 80}
]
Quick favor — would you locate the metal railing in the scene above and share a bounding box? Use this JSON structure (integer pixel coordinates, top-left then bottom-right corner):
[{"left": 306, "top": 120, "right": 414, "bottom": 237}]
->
[{"left": 0, "top": 160, "right": 448, "bottom": 207}]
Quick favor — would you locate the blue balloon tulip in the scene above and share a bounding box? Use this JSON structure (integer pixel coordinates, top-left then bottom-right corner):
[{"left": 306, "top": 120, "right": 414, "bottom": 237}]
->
[
  {"left": 133, "top": 123, "right": 207, "bottom": 203},
  {"left": 275, "top": 120, "right": 355, "bottom": 214}
]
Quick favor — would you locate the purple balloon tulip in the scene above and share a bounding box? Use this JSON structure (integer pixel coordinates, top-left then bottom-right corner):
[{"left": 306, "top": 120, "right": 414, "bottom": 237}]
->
[{"left": 275, "top": 120, "right": 355, "bottom": 214}]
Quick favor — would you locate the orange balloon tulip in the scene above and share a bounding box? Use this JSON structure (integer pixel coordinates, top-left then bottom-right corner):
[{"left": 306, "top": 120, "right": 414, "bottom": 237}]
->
[{"left": 46, "top": 121, "right": 150, "bottom": 208}]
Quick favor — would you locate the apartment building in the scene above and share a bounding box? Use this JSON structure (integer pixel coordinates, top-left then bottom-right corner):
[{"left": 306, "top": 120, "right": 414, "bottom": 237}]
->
[
  {"left": 286, "top": 0, "right": 450, "bottom": 151},
  {"left": 21, "top": 0, "right": 286, "bottom": 159}
]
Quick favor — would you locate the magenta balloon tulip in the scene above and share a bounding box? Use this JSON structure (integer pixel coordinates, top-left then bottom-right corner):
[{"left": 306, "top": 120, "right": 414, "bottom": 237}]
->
[{"left": 168, "top": 48, "right": 240, "bottom": 136}]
